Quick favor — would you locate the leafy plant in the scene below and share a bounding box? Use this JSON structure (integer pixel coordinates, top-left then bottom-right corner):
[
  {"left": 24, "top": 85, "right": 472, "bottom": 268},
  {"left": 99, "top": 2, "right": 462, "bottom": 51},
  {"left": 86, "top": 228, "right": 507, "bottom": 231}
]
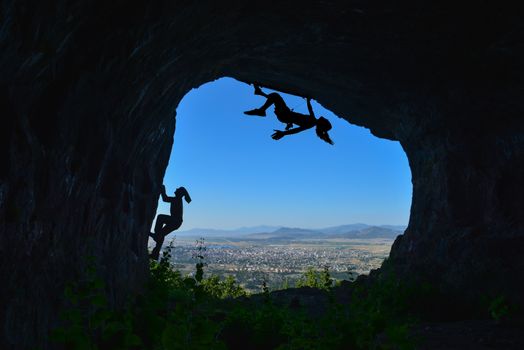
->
[
  {"left": 489, "top": 295, "right": 510, "bottom": 322},
  {"left": 193, "top": 237, "right": 207, "bottom": 284},
  {"left": 296, "top": 266, "right": 333, "bottom": 290},
  {"left": 347, "top": 274, "right": 418, "bottom": 349},
  {"left": 51, "top": 256, "right": 141, "bottom": 350},
  {"left": 201, "top": 274, "right": 248, "bottom": 299}
]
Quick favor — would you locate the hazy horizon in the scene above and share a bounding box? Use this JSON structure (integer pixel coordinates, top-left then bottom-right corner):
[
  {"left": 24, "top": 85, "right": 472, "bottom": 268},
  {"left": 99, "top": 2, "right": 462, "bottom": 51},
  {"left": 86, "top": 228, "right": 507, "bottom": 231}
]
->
[{"left": 177, "top": 222, "right": 408, "bottom": 232}]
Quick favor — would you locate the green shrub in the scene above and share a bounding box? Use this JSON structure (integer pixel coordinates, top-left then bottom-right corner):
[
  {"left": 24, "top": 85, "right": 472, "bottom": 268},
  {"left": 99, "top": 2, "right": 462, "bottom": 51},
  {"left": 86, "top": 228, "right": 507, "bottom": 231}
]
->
[
  {"left": 489, "top": 295, "right": 510, "bottom": 322},
  {"left": 296, "top": 266, "right": 333, "bottom": 290},
  {"left": 201, "top": 275, "right": 248, "bottom": 299},
  {"left": 347, "top": 274, "right": 418, "bottom": 349},
  {"left": 51, "top": 257, "right": 142, "bottom": 350}
]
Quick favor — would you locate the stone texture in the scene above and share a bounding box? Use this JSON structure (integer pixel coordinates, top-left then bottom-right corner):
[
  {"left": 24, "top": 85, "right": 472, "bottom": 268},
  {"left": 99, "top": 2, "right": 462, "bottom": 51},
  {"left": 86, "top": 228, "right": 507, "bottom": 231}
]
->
[{"left": 0, "top": 1, "right": 523, "bottom": 348}]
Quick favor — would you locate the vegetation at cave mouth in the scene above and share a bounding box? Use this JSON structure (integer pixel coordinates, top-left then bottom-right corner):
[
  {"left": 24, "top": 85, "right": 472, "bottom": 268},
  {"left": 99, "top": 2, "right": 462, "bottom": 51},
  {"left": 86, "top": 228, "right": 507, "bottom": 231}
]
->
[{"left": 52, "top": 242, "right": 513, "bottom": 350}]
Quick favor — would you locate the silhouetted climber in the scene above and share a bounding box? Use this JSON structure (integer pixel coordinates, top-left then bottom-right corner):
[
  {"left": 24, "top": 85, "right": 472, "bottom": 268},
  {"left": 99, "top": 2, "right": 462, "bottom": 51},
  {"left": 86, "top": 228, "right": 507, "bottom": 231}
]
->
[
  {"left": 149, "top": 185, "right": 191, "bottom": 260},
  {"left": 244, "top": 84, "right": 334, "bottom": 145}
]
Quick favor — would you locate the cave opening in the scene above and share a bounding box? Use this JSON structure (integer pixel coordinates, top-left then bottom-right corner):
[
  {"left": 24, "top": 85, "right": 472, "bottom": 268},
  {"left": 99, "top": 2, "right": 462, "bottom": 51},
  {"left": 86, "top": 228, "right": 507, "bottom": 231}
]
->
[
  {"left": 151, "top": 77, "right": 412, "bottom": 290},
  {"left": 3, "top": 3, "right": 523, "bottom": 347}
]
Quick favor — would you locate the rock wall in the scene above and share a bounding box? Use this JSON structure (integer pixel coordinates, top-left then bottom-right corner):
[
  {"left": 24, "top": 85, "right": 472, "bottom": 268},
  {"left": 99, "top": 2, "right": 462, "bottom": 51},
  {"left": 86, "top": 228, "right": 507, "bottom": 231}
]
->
[{"left": 0, "top": 1, "right": 522, "bottom": 348}]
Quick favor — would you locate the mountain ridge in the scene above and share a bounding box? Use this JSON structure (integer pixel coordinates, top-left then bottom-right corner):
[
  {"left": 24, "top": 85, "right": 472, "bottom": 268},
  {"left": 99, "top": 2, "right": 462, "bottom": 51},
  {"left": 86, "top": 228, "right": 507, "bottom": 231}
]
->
[{"left": 175, "top": 224, "right": 406, "bottom": 240}]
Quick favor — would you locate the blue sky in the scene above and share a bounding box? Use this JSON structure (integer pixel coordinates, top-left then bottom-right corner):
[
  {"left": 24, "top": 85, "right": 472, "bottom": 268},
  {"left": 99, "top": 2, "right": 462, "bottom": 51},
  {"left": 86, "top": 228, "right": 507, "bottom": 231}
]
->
[{"left": 155, "top": 78, "right": 412, "bottom": 230}]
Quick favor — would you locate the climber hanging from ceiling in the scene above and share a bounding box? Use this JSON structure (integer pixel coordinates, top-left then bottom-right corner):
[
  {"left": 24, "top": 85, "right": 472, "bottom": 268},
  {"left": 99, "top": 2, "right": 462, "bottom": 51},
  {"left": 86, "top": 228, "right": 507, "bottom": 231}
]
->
[
  {"left": 244, "top": 84, "right": 334, "bottom": 145},
  {"left": 149, "top": 185, "right": 191, "bottom": 260}
]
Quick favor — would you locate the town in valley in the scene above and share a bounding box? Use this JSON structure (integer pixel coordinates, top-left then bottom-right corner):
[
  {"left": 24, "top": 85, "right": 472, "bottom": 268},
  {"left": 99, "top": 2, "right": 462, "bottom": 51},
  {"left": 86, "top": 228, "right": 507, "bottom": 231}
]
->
[{"left": 153, "top": 224, "right": 404, "bottom": 292}]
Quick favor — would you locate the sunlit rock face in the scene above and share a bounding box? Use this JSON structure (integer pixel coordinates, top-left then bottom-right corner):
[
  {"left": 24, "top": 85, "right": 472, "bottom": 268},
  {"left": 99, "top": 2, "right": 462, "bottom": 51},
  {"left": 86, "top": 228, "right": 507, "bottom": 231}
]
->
[{"left": 1, "top": 1, "right": 523, "bottom": 348}]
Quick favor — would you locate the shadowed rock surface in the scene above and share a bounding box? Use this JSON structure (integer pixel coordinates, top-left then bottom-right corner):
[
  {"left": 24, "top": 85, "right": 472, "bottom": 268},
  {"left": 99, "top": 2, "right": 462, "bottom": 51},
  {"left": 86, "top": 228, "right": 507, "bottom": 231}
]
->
[{"left": 0, "top": 1, "right": 523, "bottom": 348}]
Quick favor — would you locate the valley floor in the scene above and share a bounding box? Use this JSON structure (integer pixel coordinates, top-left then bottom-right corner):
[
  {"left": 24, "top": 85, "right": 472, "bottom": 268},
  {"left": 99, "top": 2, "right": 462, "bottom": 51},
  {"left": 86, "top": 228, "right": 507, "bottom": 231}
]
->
[{"left": 159, "top": 236, "right": 393, "bottom": 292}]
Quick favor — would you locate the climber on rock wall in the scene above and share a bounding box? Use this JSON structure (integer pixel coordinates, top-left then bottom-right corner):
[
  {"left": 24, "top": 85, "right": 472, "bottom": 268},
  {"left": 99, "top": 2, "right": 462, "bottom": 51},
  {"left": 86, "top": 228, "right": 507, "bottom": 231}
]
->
[
  {"left": 244, "top": 84, "right": 334, "bottom": 145},
  {"left": 150, "top": 185, "right": 191, "bottom": 260}
]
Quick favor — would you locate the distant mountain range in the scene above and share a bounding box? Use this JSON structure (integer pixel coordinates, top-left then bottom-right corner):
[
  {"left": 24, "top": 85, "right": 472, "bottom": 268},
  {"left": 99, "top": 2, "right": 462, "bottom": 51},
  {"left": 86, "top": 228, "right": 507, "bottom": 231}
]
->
[
  {"left": 176, "top": 225, "right": 283, "bottom": 237},
  {"left": 176, "top": 224, "right": 406, "bottom": 240}
]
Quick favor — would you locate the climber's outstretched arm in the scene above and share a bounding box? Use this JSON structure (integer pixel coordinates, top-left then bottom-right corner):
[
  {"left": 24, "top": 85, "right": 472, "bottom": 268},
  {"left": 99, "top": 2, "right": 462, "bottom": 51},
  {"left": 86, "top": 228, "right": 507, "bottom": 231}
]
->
[
  {"left": 160, "top": 185, "right": 174, "bottom": 202},
  {"left": 271, "top": 125, "right": 314, "bottom": 140},
  {"left": 306, "top": 98, "right": 315, "bottom": 117}
]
